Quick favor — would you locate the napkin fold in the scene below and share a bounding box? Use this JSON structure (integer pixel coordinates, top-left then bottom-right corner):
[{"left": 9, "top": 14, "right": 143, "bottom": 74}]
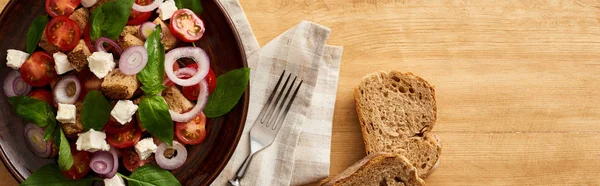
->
[{"left": 212, "top": 0, "right": 343, "bottom": 185}]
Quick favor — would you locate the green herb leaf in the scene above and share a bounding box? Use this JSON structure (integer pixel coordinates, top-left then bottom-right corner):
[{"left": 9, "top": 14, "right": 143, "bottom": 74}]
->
[
  {"left": 174, "top": 0, "right": 203, "bottom": 15},
  {"left": 138, "top": 95, "right": 173, "bottom": 146},
  {"left": 122, "top": 164, "right": 181, "bottom": 186},
  {"left": 82, "top": 90, "right": 110, "bottom": 131},
  {"left": 54, "top": 126, "right": 73, "bottom": 171},
  {"left": 43, "top": 120, "right": 56, "bottom": 141},
  {"left": 7, "top": 96, "right": 55, "bottom": 128},
  {"left": 90, "top": 0, "right": 134, "bottom": 40},
  {"left": 20, "top": 164, "right": 98, "bottom": 186},
  {"left": 204, "top": 68, "right": 251, "bottom": 118},
  {"left": 25, "top": 16, "right": 49, "bottom": 54},
  {"left": 137, "top": 26, "right": 166, "bottom": 95}
]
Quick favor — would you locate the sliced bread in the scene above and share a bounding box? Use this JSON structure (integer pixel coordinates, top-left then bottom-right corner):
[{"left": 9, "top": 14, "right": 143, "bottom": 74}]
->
[
  {"left": 322, "top": 152, "right": 425, "bottom": 186},
  {"left": 354, "top": 71, "right": 441, "bottom": 178}
]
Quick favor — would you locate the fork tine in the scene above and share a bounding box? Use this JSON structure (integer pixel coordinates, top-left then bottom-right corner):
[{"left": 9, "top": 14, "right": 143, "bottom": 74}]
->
[
  {"left": 268, "top": 76, "right": 297, "bottom": 129},
  {"left": 257, "top": 71, "right": 286, "bottom": 123},
  {"left": 263, "top": 73, "right": 291, "bottom": 126},
  {"left": 273, "top": 80, "right": 303, "bottom": 130}
]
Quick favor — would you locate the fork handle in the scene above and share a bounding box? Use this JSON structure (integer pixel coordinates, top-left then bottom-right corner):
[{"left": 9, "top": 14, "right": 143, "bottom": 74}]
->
[{"left": 231, "top": 153, "right": 255, "bottom": 183}]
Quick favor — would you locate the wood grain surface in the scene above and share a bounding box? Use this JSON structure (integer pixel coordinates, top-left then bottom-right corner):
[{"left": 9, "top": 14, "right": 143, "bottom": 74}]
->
[{"left": 3, "top": 0, "right": 600, "bottom": 185}]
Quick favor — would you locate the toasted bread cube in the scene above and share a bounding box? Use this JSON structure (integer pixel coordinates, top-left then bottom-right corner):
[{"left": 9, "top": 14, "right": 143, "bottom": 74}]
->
[
  {"left": 38, "top": 33, "right": 60, "bottom": 54},
  {"left": 118, "top": 34, "right": 144, "bottom": 51},
  {"left": 61, "top": 102, "right": 84, "bottom": 139},
  {"left": 69, "top": 7, "right": 90, "bottom": 30},
  {"left": 67, "top": 40, "right": 92, "bottom": 71},
  {"left": 121, "top": 25, "right": 140, "bottom": 38},
  {"left": 152, "top": 18, "right": 178, "bottom": 50},
  {"left": 101, "top": 69, "right": 140, "bottom": 100},
  {"left": 162, "top": 86, "right": 194, "bottom": 113}
]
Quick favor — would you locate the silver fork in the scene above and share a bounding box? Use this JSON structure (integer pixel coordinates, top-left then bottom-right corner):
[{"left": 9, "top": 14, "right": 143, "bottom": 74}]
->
[{"left": 229, "top": 71, "right": 303, "bottom": 186}]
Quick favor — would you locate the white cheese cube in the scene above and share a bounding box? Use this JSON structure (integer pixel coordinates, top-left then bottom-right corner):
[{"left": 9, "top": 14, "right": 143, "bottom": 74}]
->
[
  {"left": 76, "top": 129, "right": 110, "bottom": 153},
  {"left": 110, "top": 100, "right": 138, "bottom": 125},
  {"left": 56, "top": 103, "right": 76, "bottom": 124},
  {"left": 6, "top": 49, "right": 29, "bottom": 70},
  {"left": 158, "top": 0, "right": 178, "bottom": 21},
  {"left": 104, "top": 175, "right": 125, "bottom": 186},
  {"left": 88, "top": 52, "right": 115, "bottom": 79},
  {"left": 135, "top": 138, "right": 157, "bottom": 160},
  {"left": 53, "top": 52, "right": 74, "bottom": 75}
]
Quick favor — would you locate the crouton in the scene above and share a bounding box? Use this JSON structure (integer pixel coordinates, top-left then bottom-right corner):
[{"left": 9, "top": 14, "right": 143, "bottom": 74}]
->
[
  {"left": 69, "top": 7, "right": 90, "bottom": 30},
  {"left": 162, "top": 86, "right": 194, "bottom": 113},
  {"left": 121, "top": 25, "right": 140, "bottom": 37},
  {"left": 118, "top": 34, "right": 145, "bottom": 51},
  {"left": 152, "top": 18, "right": 178, "bottom": 50},
  {"left": 101, "top": 69, "right": 140, "bottom": 100},
  {"left": 90, "top": 0, "right": 113, "bottom": 12},
  {"left": 62, "top": 102, "right": 84, "bottom": 139},
  {"left": 38, "top": 33, "right": 60, "bottom": 54},
  {"left": 67, "top": 40, "right": 92, "bottom": 71}
]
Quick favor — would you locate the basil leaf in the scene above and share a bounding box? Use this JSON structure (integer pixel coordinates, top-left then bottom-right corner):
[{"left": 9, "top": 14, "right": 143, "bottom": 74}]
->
[
  {"left": 204, "top": 68, "right": 250, "bottom": 118},
  {"left": 138, "top": 26, "right": 166, "bottom": 95},
  {"left": 7, "top": 96, "right": 55, "bottom": 128},
  {"left": 138, "top": 95, "right": 173, "bottom": 146},
  {"left": 54, "top": 126, "right": 73, "bottom": 171},
  {"left": 25, "top": 16, "right": 48, "bottom": 54},
  {"left": 123, "top": 165, "right": 181, "bottom": 186},
  {"left": 90, "top": 0, "right": 134, "bottom": 40},
  {"left": 174, "top": 0, "right": 203, "bottom": 15},
  {"left": 43, "top": 120, "right": 56, "bottom": 141},
  {"left": 21, "top": 164, "right": 98, "bottom": 186},
  {"left": 82, "top": 90, "right": 110, "bottom": 131}
]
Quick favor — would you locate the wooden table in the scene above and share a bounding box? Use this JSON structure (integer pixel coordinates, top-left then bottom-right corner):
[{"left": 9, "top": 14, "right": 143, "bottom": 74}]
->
[{"left": 3, "top": 0, "right": 600, "bottom": 185}]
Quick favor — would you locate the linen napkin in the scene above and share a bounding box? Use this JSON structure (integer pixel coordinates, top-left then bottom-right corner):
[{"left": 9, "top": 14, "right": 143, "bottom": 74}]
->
[{"left": 211, "top": 0, "right": 343, "bottom": 185}]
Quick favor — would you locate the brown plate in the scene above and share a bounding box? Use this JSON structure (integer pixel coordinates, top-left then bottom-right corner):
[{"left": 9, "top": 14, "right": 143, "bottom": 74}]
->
[{"left": 0, "top": 0, "right": 248, "bottom": 185}]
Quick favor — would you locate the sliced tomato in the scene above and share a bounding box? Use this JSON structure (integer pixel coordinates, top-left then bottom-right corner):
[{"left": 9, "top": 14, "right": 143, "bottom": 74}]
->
[
  {"left": 182, "top": 64, "right": 216, "bottom": 100},
  {"left": 29, "top": 89, "right": 55, "bottom": 107},
  {"left": 61, "top": 147, "right": 91, "bottom": 180},
  {"left": 82, "top": 23, "right": 94, "bottom": 52},
  {"left": 122, "top": 148, "right": 153, "bottom": 172},
  {"left": 106, "top": 123, "right": 142, "bottom": 148},
  {"left": 169, "top": 9, "right": 205, "bottom": 42},
  {"left": 45, "top": 16, "right": 81, "bottom": 51},
  {"left": 104, "top": 116, "right": 135, "bottom": 134},
  {"left": 127, "top": 0, "right": 152, "bottom": 25},
  {"left": 45, "top": 0, "right": 81, "bottom": 17},
  {"left": 175, "top": 112, "right": 207, "bottom": 145},
  {"left": 76, "top": 67, "right": 102, "bottom": 101},
  {"left": 20, "top": 52, "right": 57, "bottom": 87}
]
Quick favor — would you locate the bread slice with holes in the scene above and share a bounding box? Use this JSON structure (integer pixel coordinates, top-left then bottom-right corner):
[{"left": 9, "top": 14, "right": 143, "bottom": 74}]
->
[
  {"left": 354, "top": 71, "right": 441, "bottom": 178},
  {"left": 322, "top": 152, "right": 425, "bottom": 186}
]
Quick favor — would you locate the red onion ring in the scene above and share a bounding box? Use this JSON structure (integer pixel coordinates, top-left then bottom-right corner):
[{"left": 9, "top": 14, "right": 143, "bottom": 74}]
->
[
  {"left": 156, "top": 141, "right": 187, "bottom": 170},
  {"left": 119, "top": 46, "right": 148, "bottom": 75},
  {"left": 132, "top": 0, "right": 161, "bottom": 12},
  {"left": 3, "top": 70, "right": 31, "bottom": 97},
  {"left": 102, "top": 147, "right": 119, "bottom": 178},
  {"left": 95, "top": 37, "right": 123, "bottom": 56},
  {"left": 164, "top": 47, "right": 210, "bottom": 87},
  {"left": 139, "top": 22, "right": 160, "bottom": 40},
  {"left": 90, "top": 151, "right": 113, "bottom": 175},
  {"left": 24, "top": 123, "right": 52, "bottom": 158},
  {"left": 53, "top": 75, "right": 81, "bottom": 104},
  {"left": 169, "top": 80, "right": 208, "bottom": 122}
]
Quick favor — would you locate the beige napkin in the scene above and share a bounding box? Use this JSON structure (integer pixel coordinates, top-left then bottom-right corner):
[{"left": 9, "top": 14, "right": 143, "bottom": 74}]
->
[{"left": 212, "top": 0, "right": 343, "bottom": 185}]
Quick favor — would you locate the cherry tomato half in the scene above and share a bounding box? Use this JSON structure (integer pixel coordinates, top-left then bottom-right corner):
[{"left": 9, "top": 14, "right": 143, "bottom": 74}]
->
[
  {"left": 122, "top": 148, "right": 153, "bottom": 172},
  {"left": 104, "top": 116, "right": 135, "bottom": 134},
  {"left": 127, "top": 0, "right": 153, "bottom": 25},
  {"left": 29, "top": 89, "right": 55, "bottom": 107},
  {"left": 169, "top": 9, "right": 205, "bottom": 42},
  {"left": 20, "top": 52, "right": 57, "bottom": 87},
  {"left": 45, "top": 16, "right": 81, "bottom": 51},
  {"left": 106, "top": 123, "right": 142, "bottom": 148},
  {"left": 175, "top": 112, "right": 207, "bottom": 145},
  {"left": 61, "top": 147, "right": 91, "bottom": 180},
  {"left": 45, "top": 0, "right": 81, "bottom": 17},
  {"left": 182, "top": 64, "right": 216, "bottom": 100}
]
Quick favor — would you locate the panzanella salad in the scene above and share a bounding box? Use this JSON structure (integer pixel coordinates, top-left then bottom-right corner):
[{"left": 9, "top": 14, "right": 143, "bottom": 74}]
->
[{"left": 5, "top": 0, "right": 249, "bottom": 185}]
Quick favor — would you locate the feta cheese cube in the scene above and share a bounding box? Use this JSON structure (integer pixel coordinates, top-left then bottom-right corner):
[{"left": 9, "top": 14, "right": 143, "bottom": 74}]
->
[
  {"left": 110, "top": 100, "right": 138, "bottom": 125},
  {"left": 56, "top": 103, "right": 76, "bottom": 124},
  {"left": 88, "top": 52, "right": 115, "bottom": 79},
  {"left": 76, "top": 129, "right": 110, "bottom": 152},
  {"left": 6, "top": 49, "right": 29, "bottom": 70},
  {"left": 53, "top": 52, "right": 74, "bottom": 75},
  {"left": 104, "top": 175, "right": 125, "bottom": 186},
  {"left": 135, "top": 138, "right": 157, "bottom": 160},
  {"left": 158, "top": 0, "right": 178, "bottom": 21}
]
